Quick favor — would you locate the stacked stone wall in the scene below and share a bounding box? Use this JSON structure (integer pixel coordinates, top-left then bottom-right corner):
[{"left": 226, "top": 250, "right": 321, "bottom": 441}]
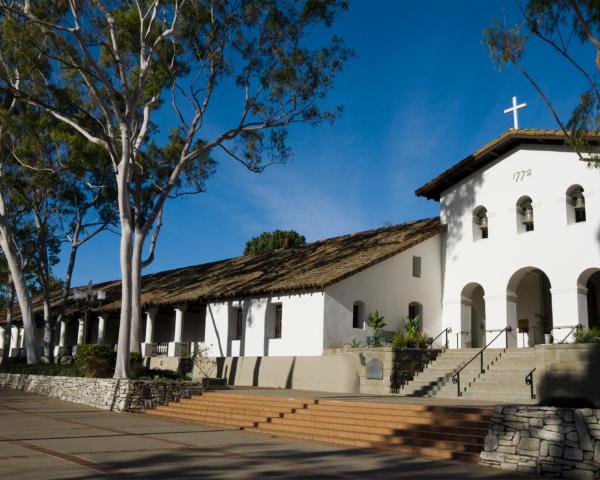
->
[
  {"left": 0, "top": 373, "right": 200, "bottom": 412},
  {"left": 481, "top": 405, "right": 600, "bottom": 478}
]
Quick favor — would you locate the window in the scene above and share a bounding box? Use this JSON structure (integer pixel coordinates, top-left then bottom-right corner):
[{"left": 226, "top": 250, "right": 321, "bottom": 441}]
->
[
  {"left": 352, "top": 301, "right": 365, "bottom": 329},
  {"left": 408, "top": 302, "right": 423, "bottom": 321},
  {"left": 235, "top": 307, "right": 243, "bottom": 340},
  {"left": 566, "top": 185, "right": 586, "bottom": 224},
  {"left": 274, "top": 304, "right": 282, "bottom": 339},
  {"left": 412, "top": 256, "right": 422, "bottom": 278},
  {"left": 473, "top": 206, "right": 488, "bottom": 240},
  {"left": 516, "top": 196, "right": 534, "bottom": 233}
]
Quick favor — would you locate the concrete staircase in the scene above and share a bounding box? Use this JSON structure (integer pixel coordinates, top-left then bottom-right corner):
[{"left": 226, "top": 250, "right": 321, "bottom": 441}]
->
[
  {"left": 145, "top": 391, "right": 492, "bottom": 463},
  {"left": 400, "top": 348, "right": 537, "bottom": 404}
]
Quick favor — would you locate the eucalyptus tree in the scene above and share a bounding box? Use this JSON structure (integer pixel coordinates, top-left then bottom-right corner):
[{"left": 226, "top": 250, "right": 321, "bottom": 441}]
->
[
  {"left": 0, "top": 0, "right": 352, "bottom": 377},
  {"left": 484, "top": 0, "right": 600, "bottom": 157}
]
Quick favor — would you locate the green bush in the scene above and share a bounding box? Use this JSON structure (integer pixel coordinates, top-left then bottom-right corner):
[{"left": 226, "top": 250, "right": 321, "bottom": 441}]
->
[
  {"left": 0, "top": 362, "right": 79, "bottom": 377},
  {"left": 136, "top": 368, "right": 189, "bottom": 381},
  {"left": 574, "top": 327, "right": 600, "bottom": 344},
  {"left": 392, "top": 332, "right": 429, "bottom": 349},
  {"left": 75, "top": 344, "right": 116, "bottom": 378}
]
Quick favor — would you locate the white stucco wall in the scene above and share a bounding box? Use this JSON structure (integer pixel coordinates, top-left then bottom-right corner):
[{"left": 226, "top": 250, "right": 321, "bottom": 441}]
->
[
  {"left": 204, "top": 293, "right": 324, "bottom": 358},
  {"left": 323, "top": 234, "right": 443, "bottom": 349},
  {"left": 440, "top": 145, "right": 600, "bottom": 347}
]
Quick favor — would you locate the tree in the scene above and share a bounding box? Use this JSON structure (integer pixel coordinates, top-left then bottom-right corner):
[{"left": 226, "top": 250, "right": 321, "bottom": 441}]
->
[
  {"left": 244, "top": 229, "right": 306, "bottom": 255},
  {"left": 0, "top": 1, "right": 352, "bottom": 377},
  {"left": 484, "top": 1, "right": 600, "bottom": 157}
]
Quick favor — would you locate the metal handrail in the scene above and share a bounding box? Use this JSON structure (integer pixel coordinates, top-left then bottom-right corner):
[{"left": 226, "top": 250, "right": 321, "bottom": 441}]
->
[
  {"left": 525, "top": 367, "right": 536, "bottom": 399},
  {"left": 455, "top": 330, "right": 471, "bottom": 349},
  {"left": 452, "top": 325, "right": 512, "bottom": 397},
  {"left": 558, "top": 324, "right": 583, "bottom": 344},
  {"left": 429, "top": 327, "right": 452, "bottom": 349}
]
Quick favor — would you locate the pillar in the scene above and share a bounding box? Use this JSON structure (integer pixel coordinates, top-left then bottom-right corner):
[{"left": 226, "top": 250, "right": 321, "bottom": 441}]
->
[
  {"left": 168, "top": 305, "right": 188, "bottom": 356},
  {"left": 97, "top": 316, "right": 106, "bottom": 344},
  {"left": 18, "top": 327, "right": 24, "bottom": 348},
  {"left": 141, "top": 308, "right": 158, "bottom": 357},
  {"left": 77, "top": 318, "right": 86, "bottom": 345},
  {"left": 9, "top": 325, "right": 19, "bottom": 357},
  {"left": 551, "top": 287, "right": 585, "bottom": 343},
  {"left": 484, "top": 293, "right": 516, "bottom": 348},
  {"left": 55, "top": 320, "right": 69, "bottom": 357}
]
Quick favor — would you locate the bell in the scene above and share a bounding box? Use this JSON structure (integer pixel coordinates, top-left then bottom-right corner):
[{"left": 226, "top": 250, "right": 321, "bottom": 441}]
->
[
  {"left": 522, "top": 206, "right": 534, "bottom": 225},
  {"left": 574, "top": 193, "right": 585, "bottom": 211},
  {"left": 479, "top": 216, "right": 488, "bottom": 230}
]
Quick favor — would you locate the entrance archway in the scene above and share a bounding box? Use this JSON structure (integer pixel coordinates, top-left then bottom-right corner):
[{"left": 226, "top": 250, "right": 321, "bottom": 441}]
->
[
  {"left": 577, "top": 268, "right": 600, "bottom": 329},
  {"left": 507, "top": 267, "right": 553, "bottom": 347},
  {"left": 460, "top": 283, "right": 486, "bottom": 348}
]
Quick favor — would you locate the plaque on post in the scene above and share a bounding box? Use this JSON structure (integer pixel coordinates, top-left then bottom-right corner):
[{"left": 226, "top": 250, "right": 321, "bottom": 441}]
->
[{"left": 366, "top": 358, "right": 383, "bottom": 379}]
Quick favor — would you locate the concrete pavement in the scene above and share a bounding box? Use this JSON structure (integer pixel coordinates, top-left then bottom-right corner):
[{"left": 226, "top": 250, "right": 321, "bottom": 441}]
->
[{"left": 0, "top": 388, "right": 531, "bottom": 479}]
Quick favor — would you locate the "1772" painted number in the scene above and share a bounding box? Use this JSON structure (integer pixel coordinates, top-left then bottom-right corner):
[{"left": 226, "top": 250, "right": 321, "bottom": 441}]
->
[{"left": 513, "top": 169, "right": 532, "bottom": 182}]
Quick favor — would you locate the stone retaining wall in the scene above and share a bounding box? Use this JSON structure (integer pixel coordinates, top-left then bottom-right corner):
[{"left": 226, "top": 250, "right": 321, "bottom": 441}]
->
[
  {"left": 0, "top": 373, "right": 200, "bottom": 412},
  {"left": 481, "top": 405, "right": 600, "bottom": 478}
]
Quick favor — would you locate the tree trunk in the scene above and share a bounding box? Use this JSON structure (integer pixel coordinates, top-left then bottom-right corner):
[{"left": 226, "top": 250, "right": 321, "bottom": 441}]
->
[
  {"left": 113, "top": 159, "right": 133, "bottom": 379},
  {"left": 0, "top": 229, "right": 39, "bottom": 363},
  {"left": 129, "top": 229, "right": 145, "bottom": 354},
  {"left": 41, "top": 292, "right": 53, "bottom": 363},
  {"left": 1, "top": 280, "right": 15, "bottom": 365}
]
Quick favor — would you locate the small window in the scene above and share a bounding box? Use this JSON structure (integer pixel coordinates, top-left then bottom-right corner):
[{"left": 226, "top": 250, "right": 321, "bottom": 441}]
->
[
  {"left": 473, "top": 206, "right": 488, "bottom": 240},
  {"left": 516, "top": 196, "right": 534, "bottom": 233},
  {"left": 408, "top": 302, "right": 423, "bottom": 321},
  {"left": 274, "top": 304, "right": 282, "bottom": 339},
  {"left": 566, "top": 185, "right": 586, "bottom": 224},
  {"left": 412, "top": 256, "right": 422, "bottom": 278},
  {"left": 352, "top": 301, "right": 365, "bottom": 329},
  {"left": 235, "top": 307, "right": 243, "bottom": 340}
]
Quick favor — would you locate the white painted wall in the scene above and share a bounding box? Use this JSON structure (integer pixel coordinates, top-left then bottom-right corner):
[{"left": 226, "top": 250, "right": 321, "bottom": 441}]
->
[
  {"left": 323, "top": 234, "right": 444, "bottom": 349},
  {"left": 204, "top": 293, "right": 324, "bottom": 357},
  {"left": 440, "top": 145, "right": 600, "bottom": 347}
]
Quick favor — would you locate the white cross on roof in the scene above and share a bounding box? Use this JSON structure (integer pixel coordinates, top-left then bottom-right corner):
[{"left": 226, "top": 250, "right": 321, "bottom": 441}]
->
[{"left": 504, "top": 96, "right": 527, "bottom": 129}]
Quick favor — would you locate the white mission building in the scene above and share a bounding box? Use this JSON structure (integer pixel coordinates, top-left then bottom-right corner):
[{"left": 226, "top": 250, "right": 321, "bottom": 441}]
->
[{"left": 3, "top": 129, "right": 600, "bottom": 364}]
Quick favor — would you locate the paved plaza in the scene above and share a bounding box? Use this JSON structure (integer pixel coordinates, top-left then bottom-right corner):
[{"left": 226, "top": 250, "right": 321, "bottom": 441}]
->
[{"left": 0, "top": 388, "right": 532, "bottom": 479}]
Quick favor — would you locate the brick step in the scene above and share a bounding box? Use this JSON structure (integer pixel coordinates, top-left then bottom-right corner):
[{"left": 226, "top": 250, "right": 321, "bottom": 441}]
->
[
  {"left": 152, "top": 404, "right": 285, "bottom": 421},
  {"left": 172, "top": 400, "right": 296, "bottom": 416},
  {"left": 145, "top": 409, "right": 254, "bottom": 428},
  {"left": 269, "top": 416, "right": 486, "bottom": 444},
  {"left": 308, "top": 401, "right": 493, "bottom": 419},
  {"left": 148, "top": 405, "right": 269, "bottom": 423},
  {"left": 246, "top": 425, "right": 371, "bottom": 449},
  {"left": 201, "top": 392, "right": 315, "bottom": 406},
  {"left": 377, "top": 444, "right": 481, "bottom": 463},
  {"left": 286, "top": 410, "right": 490, "bottom": 433},
  {"left": 190, "top": 395, "right": 314, "bottom": 410}
]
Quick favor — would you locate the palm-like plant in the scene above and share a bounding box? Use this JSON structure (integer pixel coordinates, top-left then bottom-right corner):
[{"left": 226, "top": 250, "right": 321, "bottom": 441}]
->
[{"left": 367, "top": 309, "right": 386, "bottom": 345}]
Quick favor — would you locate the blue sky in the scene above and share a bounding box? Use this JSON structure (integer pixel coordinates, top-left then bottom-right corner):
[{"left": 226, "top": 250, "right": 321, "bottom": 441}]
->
[{"left": 62, "top": 1, "right": 592, "bottom": 286}]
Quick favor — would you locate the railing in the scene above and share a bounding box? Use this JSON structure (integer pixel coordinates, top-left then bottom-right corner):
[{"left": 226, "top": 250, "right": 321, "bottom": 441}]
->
[
  {"left": 452, "top": 326, "right": 512, "bottom": 397},
  {"left": 156, "top": 343, "right": 169, "bottom": 356},
  {"left": 455, "top": 330, "right": 470, "bottom": 349},
  {"left": 525, "top": 367, "right": 536, "bottom": 399},
  {"left": 429, "top": 327, "right": 452, "bottom": 350},
  {"left": 556, "top": 324, "right": 583, "bottom": 344}
]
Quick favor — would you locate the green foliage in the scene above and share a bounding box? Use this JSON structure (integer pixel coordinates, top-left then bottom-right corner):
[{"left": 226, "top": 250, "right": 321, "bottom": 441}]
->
[
  {"left": 136, "top": 369, "right": 190, "bottom": 381},
  {"left": 367, "top": 309, "right": 386, "bottom": 346},
  {"left": 392, "top": 332, "right": 429, "bottom": 349},
  {"left": 346, "top": 338, "right": 362, "bottom": 348},
  {"left": 75, "top": 344, "right": 117, "bottom": 378},
  {"left": 574, "top": 327, "right": 600, "bottom": 344},
  {"left": 244, "top": 230, "right": 307, "bottom": 255},
  {"left": 405, "top": 315, "right": 422, "bottom": 336},
  {"left": 0, "top": 362, "right": 79, "bottom": 377}
]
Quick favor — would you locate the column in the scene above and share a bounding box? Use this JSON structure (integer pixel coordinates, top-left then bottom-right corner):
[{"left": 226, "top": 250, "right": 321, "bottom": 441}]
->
[
  {"left": 141, "top": 308, "right": 157, "bottom": 357},
  {"left": 55, "top": 320, "right": 69, "bottom": 357},
  {"left": 441, "top": 298, "right": 463, "bottom": 348},
  {"left": 77, "top": 318, "right": 86, "bottom": 345},
  {"left": 168, "top": 305, "right": 187, "bottom": 356},
  {"left": 9, "top": 325, "right": 19, "bottom": 357},
  {"left": 484, "top": 294, "right": 516, "bottom": 348},
  {"left": 18, "top": 327, "right": 25, "bottom": 348},
  {"left": 97, "top": 316, "right": 106, "bottom": 344}
]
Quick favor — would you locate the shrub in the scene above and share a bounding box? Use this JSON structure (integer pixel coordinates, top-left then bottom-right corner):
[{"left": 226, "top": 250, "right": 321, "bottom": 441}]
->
[
  {"left": 136, "top": 368, "right": 189, "bottom": 381},
  {"left": 574, "top": 327, "right": 600, "bottom": 344},
  {"left": 392, "top": 332, "right": 429, "bottom": 349},
  {"left": 0, "top": 362, "right": 79, "bottom": 377},
  {"left": 75, "top": 344, "right": 116, "bottom": 378}
]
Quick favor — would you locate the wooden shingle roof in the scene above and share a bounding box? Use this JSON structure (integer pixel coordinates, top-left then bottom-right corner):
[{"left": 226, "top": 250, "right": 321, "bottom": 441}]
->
[{"left": 415, "top": 129, "right": 600, "bottom": 201}]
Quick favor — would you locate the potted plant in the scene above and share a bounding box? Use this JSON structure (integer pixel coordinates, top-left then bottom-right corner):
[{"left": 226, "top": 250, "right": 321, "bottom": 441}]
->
[{"left": 367, "top": 309, "right": 386, "bottom": 347}]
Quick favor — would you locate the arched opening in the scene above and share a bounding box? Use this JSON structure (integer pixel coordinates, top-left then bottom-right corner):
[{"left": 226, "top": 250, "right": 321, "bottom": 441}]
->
[
  {"left": 516, "top": 196, "right": 534, "bottom": 233},
  {"left": 472, "top": 206, "right": 489, "bottom": 241},
  {"left": 408, "top": 301, "right": 423, "bottom": 321},
  {"left": 566, "top": 185, "right": 586, "bottom": 224},
  {"left": 352, "top": 300, "right": 365, "bottom": 329},
  {"left": 507, "top": 267, "right": 553, "bottom": 347},
  {"left": 577, "top": 268, "right": 600, "bottom": 329},
  {"left": 460, "top": 283, "right": 486, "bottom": 348}
]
